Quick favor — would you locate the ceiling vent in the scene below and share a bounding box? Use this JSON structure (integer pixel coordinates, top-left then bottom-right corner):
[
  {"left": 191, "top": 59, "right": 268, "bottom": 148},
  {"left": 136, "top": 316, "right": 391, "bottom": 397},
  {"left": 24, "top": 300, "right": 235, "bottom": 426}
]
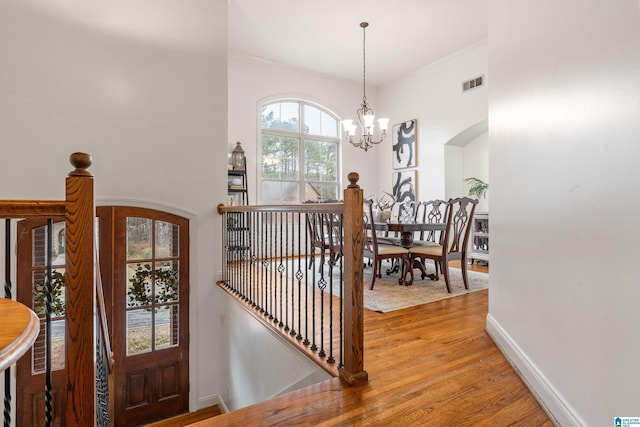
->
[{"left": 462, "top": 75, "right": 484, "bottom": 92}]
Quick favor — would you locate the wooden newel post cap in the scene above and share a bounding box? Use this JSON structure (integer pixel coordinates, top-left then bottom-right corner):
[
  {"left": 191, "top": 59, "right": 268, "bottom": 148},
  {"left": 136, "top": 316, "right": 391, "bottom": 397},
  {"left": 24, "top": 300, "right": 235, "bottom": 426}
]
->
[
  {"left": 347, "top": 172, "right": 360, "bottom": 188},
  {"left": 68, "top": 152, "right": 93, "bottom": 177}
]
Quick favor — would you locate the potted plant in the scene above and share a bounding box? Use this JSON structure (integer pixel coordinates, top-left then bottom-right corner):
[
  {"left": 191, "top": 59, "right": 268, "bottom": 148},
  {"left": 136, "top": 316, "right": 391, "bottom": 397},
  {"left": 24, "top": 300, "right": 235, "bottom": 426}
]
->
[{"left": 464, "top": 177, "right": 489, "bottom": 199}]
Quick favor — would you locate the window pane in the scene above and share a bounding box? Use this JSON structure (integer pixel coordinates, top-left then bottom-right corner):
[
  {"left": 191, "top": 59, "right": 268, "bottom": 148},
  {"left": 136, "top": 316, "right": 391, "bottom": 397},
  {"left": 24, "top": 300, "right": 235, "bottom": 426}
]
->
[
  {"left": 156, "top": 221, "right": 179, "bottom": 258},
  {"left": 261, "top": 102, "right": 299, "bottom": 131},
  {"left": 304, "top": 105, "right": 321, "bottom": 135},
  {"left": 261, "top": 135, "right": 299, "bottom": 180},
  {"left": 127, "top": 262, "right": 152, "bottom": 307},
  {"left": 306, "top": 182, "right": 339, "bottom": 201},
  {"left": 321, "top": 111, "right": 338, "bottom": 137},
  {"left": 155, "top": 305, "right": 179, "bottom": 350},
  {"left": 304, "top": 140, "right": 337, "bottom": 182},
  {"left": 127, "top": 309, "right": 152, "bottom": 355},
  {"left": 155, "top": 261, "right": 179, "bottom": 304},
  {"left": 127, "top": 217, "right": 152, "bottom": 260},
  {"left": 304, "top": 105, "right": 338, "bottom": 137},
  {"left": 262, "top": 181, "right": 300, "bottom": 204}
]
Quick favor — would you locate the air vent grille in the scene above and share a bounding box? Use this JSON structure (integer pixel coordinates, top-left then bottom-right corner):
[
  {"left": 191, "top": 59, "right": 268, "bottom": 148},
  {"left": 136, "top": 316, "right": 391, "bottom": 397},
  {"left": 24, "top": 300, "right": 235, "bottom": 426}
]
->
[{"left": 463, "top": 75, "right": 484, "bottom": 92}]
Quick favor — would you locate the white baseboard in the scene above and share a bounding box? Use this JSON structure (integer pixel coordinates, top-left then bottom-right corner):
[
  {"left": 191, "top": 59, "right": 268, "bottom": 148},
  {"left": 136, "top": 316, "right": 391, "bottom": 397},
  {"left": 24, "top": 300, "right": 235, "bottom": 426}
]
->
[
  {"left": 198, "top": 394, "right": 229, "bottom": 414},
  {"left": 485, "top": 314, "right": 587, "bottom": 427}
]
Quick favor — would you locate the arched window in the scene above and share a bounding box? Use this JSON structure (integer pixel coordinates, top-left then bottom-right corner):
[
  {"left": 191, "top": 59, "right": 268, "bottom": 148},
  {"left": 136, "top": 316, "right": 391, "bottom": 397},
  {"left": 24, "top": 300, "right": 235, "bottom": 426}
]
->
[{"left": 260, "top": 100, "right": 340, "bottom": 203}]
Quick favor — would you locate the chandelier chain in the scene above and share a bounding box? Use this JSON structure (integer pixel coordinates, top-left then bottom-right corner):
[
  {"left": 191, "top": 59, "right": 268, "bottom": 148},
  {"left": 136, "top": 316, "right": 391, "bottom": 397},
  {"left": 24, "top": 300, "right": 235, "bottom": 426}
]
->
[{"left": 362, "top": 22, "right": 367, "bottom": 105}]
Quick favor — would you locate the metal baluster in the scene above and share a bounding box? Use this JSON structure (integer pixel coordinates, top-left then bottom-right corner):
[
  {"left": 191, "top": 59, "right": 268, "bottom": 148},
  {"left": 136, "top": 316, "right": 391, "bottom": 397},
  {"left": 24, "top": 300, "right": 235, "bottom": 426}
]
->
[
  {"left": 295, "top": 212, "right": 302, "bottom": 341},
  {"left": 339, "top": 214, "right": 344, "bottom": 368},
  {"left": 45, "top": 218, "right": 53, "bottom": 427},
  {"left": 283, "top": 213, "right": 290, "bottom": 332},
  {"left": 326, "top": 214, "right": 335, "bottom": 364},
  {"left": 4, "top": 219, "right": 12, "bottom": 427},
  {"left": 275, "top": 213, "right": 281, "bottom": 326},
  {"left": 303, "top": 212, "right": 310, "bottom": 346}
]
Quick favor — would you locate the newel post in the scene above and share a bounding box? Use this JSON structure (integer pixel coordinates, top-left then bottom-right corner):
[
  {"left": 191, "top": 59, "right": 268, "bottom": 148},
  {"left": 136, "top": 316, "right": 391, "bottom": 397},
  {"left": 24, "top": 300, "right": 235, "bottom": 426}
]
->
[
  {"left": 339, "top": 172, "right": 368, "bottom": 385},
  {"left": 65, "top": 152, "right": 96, "bottom": 425}
]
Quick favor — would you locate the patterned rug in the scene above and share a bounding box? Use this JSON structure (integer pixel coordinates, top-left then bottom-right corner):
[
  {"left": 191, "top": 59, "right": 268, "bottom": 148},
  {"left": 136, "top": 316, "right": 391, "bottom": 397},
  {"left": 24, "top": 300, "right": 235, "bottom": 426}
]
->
[{"left": 361, "top": 261, "right": 489, "bottom": 313}]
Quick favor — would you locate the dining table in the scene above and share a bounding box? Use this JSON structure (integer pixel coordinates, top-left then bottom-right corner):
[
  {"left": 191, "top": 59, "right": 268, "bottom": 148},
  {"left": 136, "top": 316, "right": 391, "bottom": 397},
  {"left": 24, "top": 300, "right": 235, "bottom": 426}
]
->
[{"left": 373, "top": 220, "right": 446, "bottom": 286}]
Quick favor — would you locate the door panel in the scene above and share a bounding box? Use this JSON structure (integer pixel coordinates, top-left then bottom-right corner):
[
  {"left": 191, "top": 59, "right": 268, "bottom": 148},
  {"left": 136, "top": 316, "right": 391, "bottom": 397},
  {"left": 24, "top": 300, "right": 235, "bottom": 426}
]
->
[{"left": 111, "top": 207, "right": 189, "bottom": 426}]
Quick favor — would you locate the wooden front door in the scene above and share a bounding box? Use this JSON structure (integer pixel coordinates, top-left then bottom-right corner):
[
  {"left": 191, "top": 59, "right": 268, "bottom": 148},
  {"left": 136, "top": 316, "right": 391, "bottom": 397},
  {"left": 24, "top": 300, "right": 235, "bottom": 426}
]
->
[
  {"left": 16, "top": 218, "right": 67, "bottom": 427},
  {"left": 107, "top": 207, "right": 190, "bottom": 426}
]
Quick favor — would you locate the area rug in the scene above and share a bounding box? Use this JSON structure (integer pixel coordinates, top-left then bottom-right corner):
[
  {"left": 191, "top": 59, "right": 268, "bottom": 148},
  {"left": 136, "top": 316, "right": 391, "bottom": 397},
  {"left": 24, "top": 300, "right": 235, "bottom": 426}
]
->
[{"left": 361, "top": 262, "right": 489, "bottom": 313}]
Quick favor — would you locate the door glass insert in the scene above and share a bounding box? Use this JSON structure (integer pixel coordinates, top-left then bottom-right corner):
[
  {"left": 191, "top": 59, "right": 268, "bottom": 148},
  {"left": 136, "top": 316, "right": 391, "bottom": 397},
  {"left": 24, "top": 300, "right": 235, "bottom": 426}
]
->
[
  {"left": 127, "top": 217, "right": 152, "bottom": 260},
  {"left": 31, "top": 223, "right": 66, "bottom": 373},
  {"left": 155, "top": 305, "right": 179, "bottom": 350},
  {"left": 125, "top": 217, "right": 181, "bottom": 357},
  {"left": 127, "top": 309, "right": 153, "bottom": 356},
  {"left": 156, "top": 221, "right": 179, "bottom": 258}
]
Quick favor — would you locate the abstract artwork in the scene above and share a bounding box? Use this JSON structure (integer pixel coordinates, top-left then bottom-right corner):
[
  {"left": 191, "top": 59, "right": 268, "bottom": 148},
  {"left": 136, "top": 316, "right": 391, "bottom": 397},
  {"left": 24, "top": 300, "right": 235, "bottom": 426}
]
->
[
  {"left": 392, "top": 119, "right": 417, "bottom": 170},
  {"left": 392, "top": 170, "right": 416, "bottom": 204}
]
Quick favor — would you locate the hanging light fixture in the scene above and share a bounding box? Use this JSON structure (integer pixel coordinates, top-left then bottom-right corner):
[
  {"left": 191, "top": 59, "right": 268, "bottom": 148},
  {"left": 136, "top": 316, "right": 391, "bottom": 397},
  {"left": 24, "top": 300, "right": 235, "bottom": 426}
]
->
[{"left": 342, "top": 22, "right": 389, "bottom": 152}]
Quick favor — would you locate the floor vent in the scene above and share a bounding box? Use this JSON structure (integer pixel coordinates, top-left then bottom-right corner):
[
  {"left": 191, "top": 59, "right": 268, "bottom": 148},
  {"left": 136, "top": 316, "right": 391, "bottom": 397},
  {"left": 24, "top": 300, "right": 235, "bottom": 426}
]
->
[{"left": 463, "top": 75, "right": 484, "bottom": 92}]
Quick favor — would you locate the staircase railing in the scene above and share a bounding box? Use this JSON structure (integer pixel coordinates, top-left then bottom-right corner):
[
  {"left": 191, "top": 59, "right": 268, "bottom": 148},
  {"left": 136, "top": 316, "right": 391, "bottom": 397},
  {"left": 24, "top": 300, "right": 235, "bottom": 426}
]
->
[
  {"left": 0, "top": 152, "right": 106, "bottom": 426},
  {"left": 217, "top": 172, "right": 367, "bottom": 384}
]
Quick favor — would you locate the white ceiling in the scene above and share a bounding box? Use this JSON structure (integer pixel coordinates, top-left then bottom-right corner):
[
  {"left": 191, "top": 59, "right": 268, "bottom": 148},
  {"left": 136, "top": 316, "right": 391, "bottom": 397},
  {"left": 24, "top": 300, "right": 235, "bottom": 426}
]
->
[{"left": 229, "top": 0, "right": 488, "bottom": 87}]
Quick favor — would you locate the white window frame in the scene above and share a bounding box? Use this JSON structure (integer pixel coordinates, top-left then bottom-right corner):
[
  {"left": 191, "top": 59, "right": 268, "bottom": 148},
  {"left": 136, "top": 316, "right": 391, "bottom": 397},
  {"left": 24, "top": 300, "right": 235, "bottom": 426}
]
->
[{"left": 258, "top": 99, "right": 342, "bottom": 204}]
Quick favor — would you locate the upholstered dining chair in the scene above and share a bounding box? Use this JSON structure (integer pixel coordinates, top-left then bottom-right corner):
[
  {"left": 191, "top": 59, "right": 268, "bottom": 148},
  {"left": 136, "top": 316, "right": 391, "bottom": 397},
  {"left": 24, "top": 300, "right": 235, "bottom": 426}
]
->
[
  {"left": 364, "top": 199, "right": 413, "bottom": 289},
  {"left": 410, "top": 197, "right": 478, "bottom": 293}
]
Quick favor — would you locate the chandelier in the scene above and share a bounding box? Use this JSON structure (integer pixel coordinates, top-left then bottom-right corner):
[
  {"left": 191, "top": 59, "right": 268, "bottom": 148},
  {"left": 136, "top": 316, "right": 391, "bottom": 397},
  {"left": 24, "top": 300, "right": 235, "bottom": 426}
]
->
[{"left": 342, "top": 22, "right": 389, "bottom": 152}]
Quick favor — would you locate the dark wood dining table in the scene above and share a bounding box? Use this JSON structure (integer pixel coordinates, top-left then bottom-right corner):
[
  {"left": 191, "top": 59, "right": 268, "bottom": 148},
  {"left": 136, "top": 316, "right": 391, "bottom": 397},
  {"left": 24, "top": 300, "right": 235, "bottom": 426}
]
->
[{"left": 373, "top": 221, "right": 446, "bottom": 285}]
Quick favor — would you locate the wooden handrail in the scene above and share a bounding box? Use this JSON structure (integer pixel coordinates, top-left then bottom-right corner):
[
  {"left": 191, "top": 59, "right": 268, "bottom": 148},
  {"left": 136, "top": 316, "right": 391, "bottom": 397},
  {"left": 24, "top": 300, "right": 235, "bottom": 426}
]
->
[
  {"left": 217, "top": 202, "right": 344, "bottom": 215},
  {"left": 0, "top": 201, "right": 65, "bottom": 218}
]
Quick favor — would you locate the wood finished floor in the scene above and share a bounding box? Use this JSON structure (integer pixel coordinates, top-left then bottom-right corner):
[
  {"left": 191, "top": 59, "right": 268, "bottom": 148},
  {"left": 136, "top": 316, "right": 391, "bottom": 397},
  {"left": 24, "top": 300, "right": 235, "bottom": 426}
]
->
[{"left": 179, "top": 261, "right": 552, "bottom": 426}]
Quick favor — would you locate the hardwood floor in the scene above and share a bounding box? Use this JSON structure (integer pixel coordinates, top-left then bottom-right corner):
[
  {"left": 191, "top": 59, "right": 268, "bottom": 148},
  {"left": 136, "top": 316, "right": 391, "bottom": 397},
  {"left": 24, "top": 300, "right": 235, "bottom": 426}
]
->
[
  {"left": 184, "top": 264, "right": 552, "bottom": 426},
  {"left": 142, "top": 405, "right": 223, "bottom": 426}
]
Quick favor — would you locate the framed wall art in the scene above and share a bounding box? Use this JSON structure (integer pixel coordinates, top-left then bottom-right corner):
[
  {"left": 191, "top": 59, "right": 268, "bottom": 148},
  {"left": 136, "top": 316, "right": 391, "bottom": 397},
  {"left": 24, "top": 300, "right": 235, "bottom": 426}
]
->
[
  {"left": 392, "top": 170, "right": 416, "bottom": 204},
  {"left": 392, "top": 119, "right": 417, "bottom": 170}
]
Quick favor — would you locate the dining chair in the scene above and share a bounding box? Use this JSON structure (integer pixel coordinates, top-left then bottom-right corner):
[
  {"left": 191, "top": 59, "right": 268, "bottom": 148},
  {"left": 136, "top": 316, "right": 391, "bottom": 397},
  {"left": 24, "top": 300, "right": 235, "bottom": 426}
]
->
[
  {"left": 364, "top": 199, "right": 413, "bottom": 289},
  {"left": 306, "top": 211, "right": 342, "bottom": 273},
  {"left": 410, "top": 197, "right": 478, "bottom": 293},
  {"left": 412, "top": 199, "right": 448, "bottom": 247},
  {"left": 377, "top": 200, "right": 420, "bottom": 247}
]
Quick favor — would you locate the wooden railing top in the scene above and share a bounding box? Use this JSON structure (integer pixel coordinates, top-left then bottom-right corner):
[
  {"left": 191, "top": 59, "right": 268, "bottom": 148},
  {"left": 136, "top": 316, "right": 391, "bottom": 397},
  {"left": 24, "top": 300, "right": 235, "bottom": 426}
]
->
[
  {"left": 0, "top": 200, "right": 65, "bottom": 218},
  {"left": 217, "top": 202, "right": 344, "bottom": 215}
]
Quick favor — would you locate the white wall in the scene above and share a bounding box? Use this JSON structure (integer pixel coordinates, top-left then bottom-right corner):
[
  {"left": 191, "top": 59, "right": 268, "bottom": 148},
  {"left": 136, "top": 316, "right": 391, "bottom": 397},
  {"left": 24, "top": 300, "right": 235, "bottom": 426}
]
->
[
  {"left": 487, "top": 1, "right": 640, "bottom": 426},
  {"left": 444, "top": 129, "right": 489, "bottom": 212},
  {"left": 219, "top": 291, "right": 331, "bottom": 411},
  {"left": 462, "top": 131, "right": 489, "bottom": 212},
  {"left": 378, "top": 42, "right": 488, "bottom": 201},
  {"left": 0, "top": 0, "right": 229, "bottom": 413},
  {"left": 228, "top": 53, "right": 384, "bottom": 200}
]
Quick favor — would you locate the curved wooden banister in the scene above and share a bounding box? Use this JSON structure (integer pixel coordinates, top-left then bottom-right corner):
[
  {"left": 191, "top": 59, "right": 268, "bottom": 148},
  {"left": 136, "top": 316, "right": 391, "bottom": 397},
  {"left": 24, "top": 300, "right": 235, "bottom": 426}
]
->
[{"left": 0, "top": 298, "right": 40, "bottom": 372}]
